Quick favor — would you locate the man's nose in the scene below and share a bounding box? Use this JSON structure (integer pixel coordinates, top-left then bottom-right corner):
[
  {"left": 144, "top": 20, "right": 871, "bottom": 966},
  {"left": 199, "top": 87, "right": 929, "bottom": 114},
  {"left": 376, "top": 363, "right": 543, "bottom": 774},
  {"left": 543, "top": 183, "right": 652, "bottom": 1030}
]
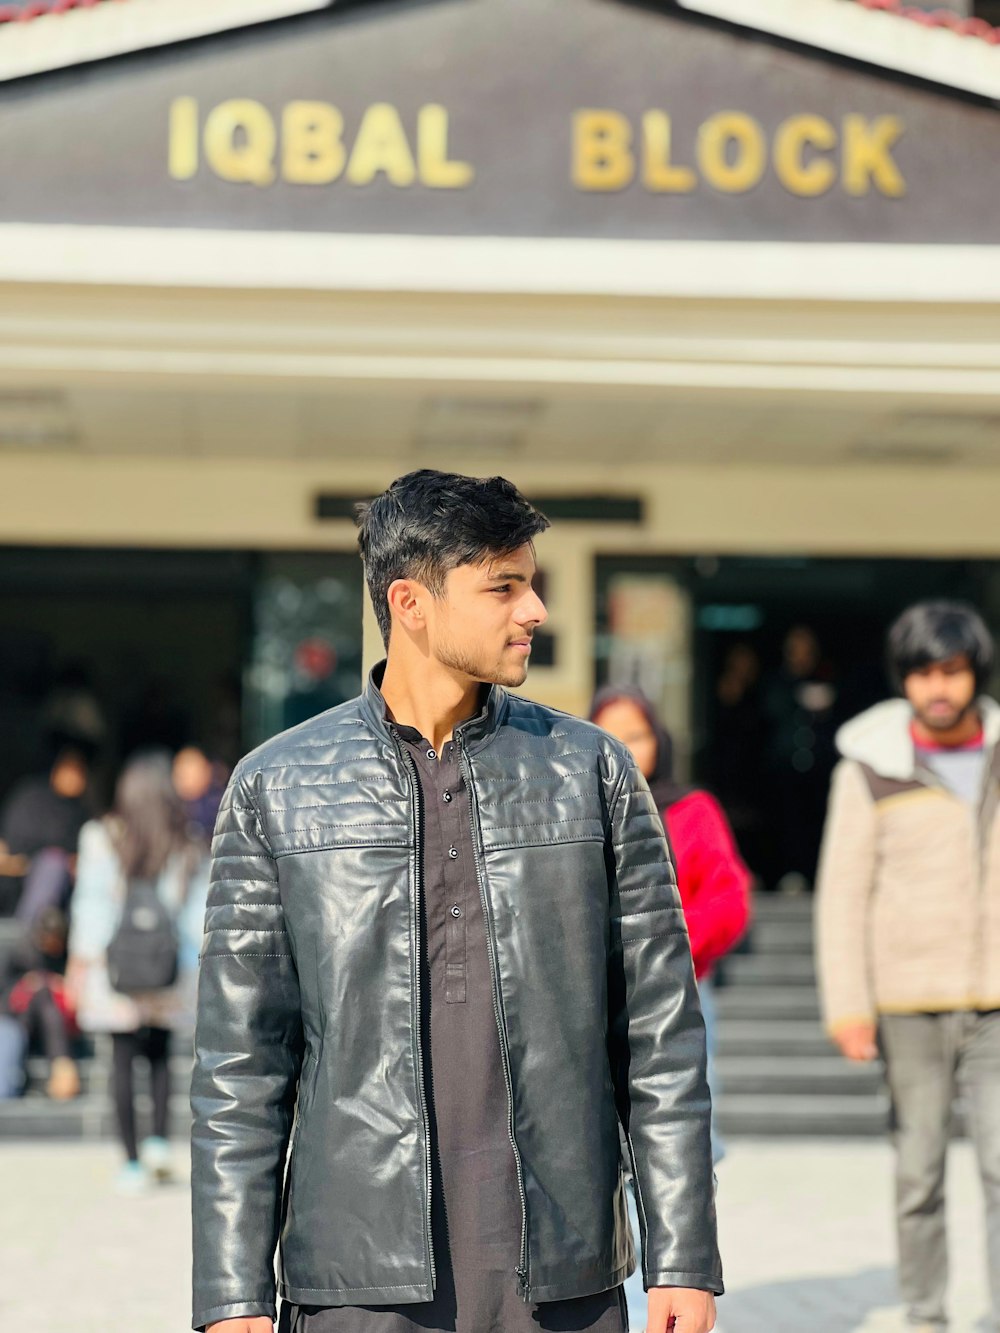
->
[{"left": 516, "top": 591, "right": 548, "bottom": 628}]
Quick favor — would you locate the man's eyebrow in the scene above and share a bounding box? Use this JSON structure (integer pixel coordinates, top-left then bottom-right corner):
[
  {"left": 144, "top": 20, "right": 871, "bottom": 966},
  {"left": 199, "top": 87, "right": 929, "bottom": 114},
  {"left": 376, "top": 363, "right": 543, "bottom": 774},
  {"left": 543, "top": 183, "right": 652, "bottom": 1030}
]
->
[{"left": 483, "top": 570, "right": 529, "bottom": 583}]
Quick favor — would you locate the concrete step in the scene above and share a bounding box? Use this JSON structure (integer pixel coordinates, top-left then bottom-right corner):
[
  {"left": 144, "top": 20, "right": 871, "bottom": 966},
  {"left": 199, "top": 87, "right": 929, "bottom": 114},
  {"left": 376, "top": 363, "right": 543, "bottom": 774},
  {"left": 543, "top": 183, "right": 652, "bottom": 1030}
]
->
[
  {"left": 745, "top": 919, "right": 816, "bottom": 955},
  {"left": 724, "top": 953, "right": 817, "bottom": 986},
  {"left": 749, "top": 895, "right": 815, "bottom": 922},
  {"left": 714, "top": 985, "right": 820, "bottom": 1021},
  {"left": 32, "top": 1052, "right": 878, "bottom": 1101},
  {"left": 3, "top": 1084, "right": 887, "bottom": 1141},
  {"left": 716, "top": 1018, "right": 832, "bottom": 1059},
  {"left": 716, "top": 1055, "right": 882, "bottom": 1097},
  {"left": 6, "top": 1071, "right": 891, "bottom": 1141},
  {"left": 715, "top": 1093, "right": 889, "bottom": 1137},
  {"left": 0, "top": 1091, "right": 192, "bottom": 1140},
  {"left": 25, "top": 1054, "right": 194, "bottom": 1095}
]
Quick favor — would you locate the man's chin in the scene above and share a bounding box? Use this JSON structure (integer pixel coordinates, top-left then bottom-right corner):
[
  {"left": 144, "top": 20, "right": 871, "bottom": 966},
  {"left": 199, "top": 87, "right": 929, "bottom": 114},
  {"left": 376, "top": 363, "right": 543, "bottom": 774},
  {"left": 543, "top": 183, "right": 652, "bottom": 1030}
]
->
[
  {"left": 918, "top": 710, "right": 962, "bottom": 732},
  {"left": 488, "top": 662, "right": 529, "bottom": 689}
]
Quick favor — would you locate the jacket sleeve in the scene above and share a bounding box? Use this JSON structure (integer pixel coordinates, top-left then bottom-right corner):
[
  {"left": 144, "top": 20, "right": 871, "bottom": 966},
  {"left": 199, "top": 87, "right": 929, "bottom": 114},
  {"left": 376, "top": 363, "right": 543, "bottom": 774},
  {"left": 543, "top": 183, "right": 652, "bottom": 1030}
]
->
[
  {"left": 815, "top": 759, "right": 878, "bottom": 1034},
  {"left": 190, "top": 768, "right": 304, "bottom": 1331},
  {"left": 606, "top": 757, "right": 723, "bottom": 1295},
  {"left": 669, "top": 793, "right": 752, "bottom": 978}
]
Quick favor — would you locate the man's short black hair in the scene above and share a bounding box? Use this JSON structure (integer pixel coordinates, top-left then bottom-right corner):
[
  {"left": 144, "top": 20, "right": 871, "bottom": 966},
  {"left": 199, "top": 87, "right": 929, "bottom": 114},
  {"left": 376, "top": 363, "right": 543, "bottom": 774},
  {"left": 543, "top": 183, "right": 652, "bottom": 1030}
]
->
[
  {"left": 356, "top": 469, "right": 550, "bottom": 648},
  {"left": 887, "top": 600, "right": 994, "bottom": 694}
]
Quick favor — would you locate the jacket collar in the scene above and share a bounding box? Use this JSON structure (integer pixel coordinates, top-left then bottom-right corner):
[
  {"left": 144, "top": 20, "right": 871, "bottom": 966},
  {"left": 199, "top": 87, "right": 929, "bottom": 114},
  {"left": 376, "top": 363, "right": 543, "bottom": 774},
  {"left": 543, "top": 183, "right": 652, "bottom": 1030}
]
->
[
  {"left": 836, "top": 695, "right": 1000, "bottom": 780},
  {"left": 359, "top": 660, "right": 509, "bottom": 753}
]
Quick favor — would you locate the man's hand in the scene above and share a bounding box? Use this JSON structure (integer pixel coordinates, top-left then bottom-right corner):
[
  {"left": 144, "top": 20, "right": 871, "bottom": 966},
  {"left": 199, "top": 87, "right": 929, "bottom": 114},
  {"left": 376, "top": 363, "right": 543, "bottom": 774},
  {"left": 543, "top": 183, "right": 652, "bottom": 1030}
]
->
[
  {"left": 647, "top": 1286, "right": 716, "bottom": 1333},
  {"left": 205, "top": 1319, "right": 272, "bottom": 1333},
  {"left": 832, "top": 1022, "right": 878, "bottom": 1063}
]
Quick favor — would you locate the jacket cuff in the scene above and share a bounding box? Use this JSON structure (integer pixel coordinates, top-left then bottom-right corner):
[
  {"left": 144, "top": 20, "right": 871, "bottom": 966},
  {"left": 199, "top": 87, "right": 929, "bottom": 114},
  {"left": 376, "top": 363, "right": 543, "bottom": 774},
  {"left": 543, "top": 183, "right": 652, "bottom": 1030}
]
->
[
  {"left": 646, "top": 1268, "right": 725, "bottom": 1296},
  {"left": 192, "top": 1298, "right": 277, "bottom": 1331},
  {"left": 825, "top": 1012, "right": 876, "bottom": 1037}
]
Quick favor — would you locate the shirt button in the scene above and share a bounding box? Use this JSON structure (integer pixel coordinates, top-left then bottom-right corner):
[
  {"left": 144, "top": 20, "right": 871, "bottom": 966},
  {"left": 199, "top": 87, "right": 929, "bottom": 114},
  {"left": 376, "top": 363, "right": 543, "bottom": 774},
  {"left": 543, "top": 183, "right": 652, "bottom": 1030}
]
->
[
  {"left": 448, "top": 846, "right": 458, "bottom": 859},
  {"left": 426, "top": 748, "right": 437, "bottom": 761},
  {"left": 450, "top": 905, "right": 462, "bottom": 918},
  {"left": 443, "top": 791, "right": 453, "bottom": 803}
]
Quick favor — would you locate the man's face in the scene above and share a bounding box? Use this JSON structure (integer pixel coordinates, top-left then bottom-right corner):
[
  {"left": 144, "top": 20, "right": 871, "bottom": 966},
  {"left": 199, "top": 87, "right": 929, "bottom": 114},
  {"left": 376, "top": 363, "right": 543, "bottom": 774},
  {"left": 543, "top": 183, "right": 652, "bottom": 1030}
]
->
[
  {"left": 173, "top": 747, "right": 213, "bottom": 802},
  {"left": 50, "top": 752, "right": 88, "bottom": 799},
  {"left": 903, "top": 653, "right": 978, "bottom": 732},
  {"left": 784, "top": 627, "right": 820, "bottom": 678},
  {"left": 422, "top": 544, "right": 548, "bottom": 688}
]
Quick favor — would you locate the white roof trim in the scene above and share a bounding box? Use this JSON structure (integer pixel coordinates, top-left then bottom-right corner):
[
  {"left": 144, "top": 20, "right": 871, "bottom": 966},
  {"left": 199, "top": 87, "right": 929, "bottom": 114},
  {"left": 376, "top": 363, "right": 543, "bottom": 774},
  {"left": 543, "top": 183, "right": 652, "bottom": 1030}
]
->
[
  {"left": 2, "top": 224, "right": 1000, "bottom": 305},
  {"left": 0, "top": 0, "right": 332, "bottom": 82},
  {"left": 676, "top": 0, "right": 1000, "bottom": 100}
]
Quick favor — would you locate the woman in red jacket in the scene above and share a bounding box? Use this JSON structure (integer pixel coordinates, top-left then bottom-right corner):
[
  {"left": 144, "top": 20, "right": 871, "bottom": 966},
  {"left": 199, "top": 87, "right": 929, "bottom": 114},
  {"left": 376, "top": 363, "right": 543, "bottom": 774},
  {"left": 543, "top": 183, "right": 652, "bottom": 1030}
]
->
[
  {"left": 591, "top": 685, "right": 751, "bottom": 1328},
  {"left": 590, "top": 685, "right": 752, "bottom": 984}
]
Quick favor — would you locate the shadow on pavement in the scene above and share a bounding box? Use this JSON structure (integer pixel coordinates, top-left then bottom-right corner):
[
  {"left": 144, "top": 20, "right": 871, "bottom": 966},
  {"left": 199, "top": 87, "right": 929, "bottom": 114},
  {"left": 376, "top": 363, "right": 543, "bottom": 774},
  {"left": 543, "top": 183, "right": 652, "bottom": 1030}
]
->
[{"left": 719, "top": 1265, "right": 898, "bottom": 1333}]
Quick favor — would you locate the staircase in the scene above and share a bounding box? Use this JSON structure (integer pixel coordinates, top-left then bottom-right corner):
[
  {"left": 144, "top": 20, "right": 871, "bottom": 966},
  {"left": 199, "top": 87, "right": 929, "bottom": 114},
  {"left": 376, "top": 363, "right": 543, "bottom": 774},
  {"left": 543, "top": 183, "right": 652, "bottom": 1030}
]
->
[
  {"left": 0, "top": 1043, "right": 194, "bottom": 1140},
  {"left": 0, "top": 901, "right": 890, "bottom": 1141},
  {"left": 0, "top": 917, "right": 194, "bottom": 1141},
  {"left": 714, "top": 894, "right": 888, "bottom": 1137}
]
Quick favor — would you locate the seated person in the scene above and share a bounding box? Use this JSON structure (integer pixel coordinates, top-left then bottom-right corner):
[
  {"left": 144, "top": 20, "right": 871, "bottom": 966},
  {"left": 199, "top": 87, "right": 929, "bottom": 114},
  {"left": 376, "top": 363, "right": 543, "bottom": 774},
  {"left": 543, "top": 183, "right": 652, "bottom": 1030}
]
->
[
  {"left": 0, "top": 741, "right": 92, "bottom": 917},
  {"left": 0, "top": 906, "right": 80, "bottom": 1100}
]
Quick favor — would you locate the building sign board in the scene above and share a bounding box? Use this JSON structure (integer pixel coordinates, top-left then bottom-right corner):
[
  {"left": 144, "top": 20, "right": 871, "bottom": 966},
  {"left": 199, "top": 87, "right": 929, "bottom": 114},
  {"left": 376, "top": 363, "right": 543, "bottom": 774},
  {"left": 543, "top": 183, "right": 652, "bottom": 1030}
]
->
[{"left": 0, "top": 0, "right": 996, "bottom": 241}]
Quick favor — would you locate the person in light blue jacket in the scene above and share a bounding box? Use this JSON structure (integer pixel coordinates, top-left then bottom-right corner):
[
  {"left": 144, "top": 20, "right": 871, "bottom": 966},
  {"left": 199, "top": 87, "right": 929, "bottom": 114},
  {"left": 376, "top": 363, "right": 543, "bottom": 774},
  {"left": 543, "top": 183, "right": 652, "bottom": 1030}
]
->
[{"left": 67, "top": 750, "right": 209, "bottom": 1192}]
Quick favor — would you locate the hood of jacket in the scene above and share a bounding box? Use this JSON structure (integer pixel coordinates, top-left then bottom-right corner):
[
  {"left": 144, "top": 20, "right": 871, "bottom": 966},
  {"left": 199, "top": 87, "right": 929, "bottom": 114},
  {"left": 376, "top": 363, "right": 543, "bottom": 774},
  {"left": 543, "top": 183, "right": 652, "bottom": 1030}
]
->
[{"left": 835, "top": 695, "right": 1000, "bottom": 780}]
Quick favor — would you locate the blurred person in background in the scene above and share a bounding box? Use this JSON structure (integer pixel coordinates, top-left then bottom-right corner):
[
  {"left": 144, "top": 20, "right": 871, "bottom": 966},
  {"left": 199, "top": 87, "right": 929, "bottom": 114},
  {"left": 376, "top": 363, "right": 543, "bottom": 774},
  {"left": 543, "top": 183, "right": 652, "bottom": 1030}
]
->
[
  {"left": 172, "top": 744, "right": 228, "bottom": 844},
  {"left": 121, "top": 677, "right": 189, "bottom": 758},
  {"left": 764, "top": 625, "right": 838, "bottom": 894},
  {"left": 66, "top": 750, "right": 208, "bottom": 1194},
  {"left": 708, "top": 641, "right": 769, "bottom": 879},
  {"left": 817, "top": 601, "right": 1000, "bottom": 1333},
  {"left": 0, "top": 905, "right": 78, "bottom": 1100},
  {"left": 0, "top": 739, "right": 93, "bottom": 917},
  {"left": 41, "top": 661, "right": 107, "bottom": 756},
  {"left": 590, "top": 685, "right": 751, "bottom": 1332}
]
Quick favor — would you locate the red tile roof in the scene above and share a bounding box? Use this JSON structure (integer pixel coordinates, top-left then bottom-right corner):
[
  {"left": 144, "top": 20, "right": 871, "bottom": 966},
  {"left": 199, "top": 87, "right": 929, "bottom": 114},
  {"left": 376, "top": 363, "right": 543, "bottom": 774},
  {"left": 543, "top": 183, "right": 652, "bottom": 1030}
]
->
[
  {"left": 1, "top": 0, "right": 998, "bottom": 50},
  {"left": 0, "top": 0, "right": 121, "bottom": 21},
  {"left": 851, "top": 1, "right": 1000, "bottom": 42}
]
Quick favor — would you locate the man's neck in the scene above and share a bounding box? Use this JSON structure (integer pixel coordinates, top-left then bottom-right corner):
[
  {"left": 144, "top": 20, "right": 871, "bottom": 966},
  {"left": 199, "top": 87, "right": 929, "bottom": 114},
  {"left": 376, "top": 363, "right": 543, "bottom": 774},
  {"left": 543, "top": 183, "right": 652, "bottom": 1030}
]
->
[
  {"left": 911, "top": 709, "right": 982, "bottom": 750},
  {"left": 379, "top": 653, "right": 484, "bottom": 752}
]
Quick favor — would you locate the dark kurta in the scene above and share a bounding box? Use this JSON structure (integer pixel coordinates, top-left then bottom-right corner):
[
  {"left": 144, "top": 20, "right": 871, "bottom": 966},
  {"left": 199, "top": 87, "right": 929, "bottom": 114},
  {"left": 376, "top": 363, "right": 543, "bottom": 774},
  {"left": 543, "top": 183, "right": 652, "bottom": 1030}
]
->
[{"left": 279, "top": 719, "right": 627, "bottom": 1333}]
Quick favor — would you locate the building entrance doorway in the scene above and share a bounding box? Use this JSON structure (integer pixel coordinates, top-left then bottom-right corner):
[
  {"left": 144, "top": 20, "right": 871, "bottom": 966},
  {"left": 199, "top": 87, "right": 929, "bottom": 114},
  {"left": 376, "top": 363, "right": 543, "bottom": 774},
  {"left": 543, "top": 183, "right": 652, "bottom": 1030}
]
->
[
  {"left": 0, "top": 546, "right": 363, "bottom": 813},
  {"left": 596, "top": 555, "right": 1000, "bottom": 890}
]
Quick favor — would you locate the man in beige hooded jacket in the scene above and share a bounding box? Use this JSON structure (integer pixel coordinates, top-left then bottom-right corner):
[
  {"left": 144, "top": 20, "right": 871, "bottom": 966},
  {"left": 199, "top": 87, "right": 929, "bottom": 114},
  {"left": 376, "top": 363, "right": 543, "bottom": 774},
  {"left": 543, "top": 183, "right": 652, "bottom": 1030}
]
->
[{"left": 817, "top": 601, "right": 1000, "bottom": 1333}]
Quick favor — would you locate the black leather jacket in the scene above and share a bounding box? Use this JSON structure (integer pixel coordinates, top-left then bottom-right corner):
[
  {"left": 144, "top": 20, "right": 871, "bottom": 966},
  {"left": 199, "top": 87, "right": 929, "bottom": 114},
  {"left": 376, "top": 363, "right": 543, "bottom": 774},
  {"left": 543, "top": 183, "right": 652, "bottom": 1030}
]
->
[{"left": 191, "top": 672, "right": 722, "bottom": 1329}]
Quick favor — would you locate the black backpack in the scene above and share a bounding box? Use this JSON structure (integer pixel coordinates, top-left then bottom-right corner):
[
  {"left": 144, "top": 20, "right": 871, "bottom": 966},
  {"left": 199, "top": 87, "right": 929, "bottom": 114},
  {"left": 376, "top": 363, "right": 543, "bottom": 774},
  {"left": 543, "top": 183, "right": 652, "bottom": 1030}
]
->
[{"left": 107, "top": 880, "right": 180, "bottom": 995}]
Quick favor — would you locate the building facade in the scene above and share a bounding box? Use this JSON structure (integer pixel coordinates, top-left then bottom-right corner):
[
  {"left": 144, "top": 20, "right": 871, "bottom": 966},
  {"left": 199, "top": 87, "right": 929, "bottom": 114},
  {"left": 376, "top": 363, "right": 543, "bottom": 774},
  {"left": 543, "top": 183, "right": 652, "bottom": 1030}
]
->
[{"left": 1, "top": 0, "right": 999, "bottom": 875}]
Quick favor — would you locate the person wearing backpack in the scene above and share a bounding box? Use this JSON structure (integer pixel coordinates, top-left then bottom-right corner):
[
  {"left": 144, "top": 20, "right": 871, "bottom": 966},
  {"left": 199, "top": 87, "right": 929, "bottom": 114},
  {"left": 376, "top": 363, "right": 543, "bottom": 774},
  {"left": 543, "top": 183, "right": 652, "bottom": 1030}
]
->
[{"left": 66, "top": 750, "right": 209, "bottom": 1193}]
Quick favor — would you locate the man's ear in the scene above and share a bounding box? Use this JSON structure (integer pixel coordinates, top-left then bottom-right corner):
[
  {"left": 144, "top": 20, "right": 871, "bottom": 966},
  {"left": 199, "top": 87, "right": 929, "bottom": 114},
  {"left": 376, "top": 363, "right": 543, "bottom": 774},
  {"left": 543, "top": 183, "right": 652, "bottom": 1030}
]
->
[{"left": 386, "top": 578, "right": 427, "bottom": 635}]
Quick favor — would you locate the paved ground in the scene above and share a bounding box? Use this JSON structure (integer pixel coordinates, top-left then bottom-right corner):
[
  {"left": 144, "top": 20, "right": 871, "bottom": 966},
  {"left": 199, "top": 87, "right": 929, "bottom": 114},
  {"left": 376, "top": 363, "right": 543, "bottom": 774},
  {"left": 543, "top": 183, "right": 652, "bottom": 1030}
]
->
[{"left": 0, "top": 1139, "right": 992, "bottom": 1333}]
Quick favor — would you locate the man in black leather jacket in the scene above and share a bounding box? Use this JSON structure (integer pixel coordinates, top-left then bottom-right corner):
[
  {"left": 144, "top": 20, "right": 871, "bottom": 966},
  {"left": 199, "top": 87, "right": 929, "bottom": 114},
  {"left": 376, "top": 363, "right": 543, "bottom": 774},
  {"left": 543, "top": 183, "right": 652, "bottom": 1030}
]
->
[{"left": 191, "top": 470, "right": 722, "bottom": 1333}]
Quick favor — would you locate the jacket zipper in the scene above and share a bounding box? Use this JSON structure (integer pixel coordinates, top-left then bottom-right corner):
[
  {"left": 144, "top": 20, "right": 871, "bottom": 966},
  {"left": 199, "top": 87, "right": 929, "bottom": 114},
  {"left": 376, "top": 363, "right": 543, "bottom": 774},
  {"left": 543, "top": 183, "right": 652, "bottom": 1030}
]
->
[
  {"left": 394, "top": 741, "right": 437, "bottom": 1295},
  {"left": 918, "top": 758, "right": 990, "bottom": 997},
  {"left": 971, "top": 750, "right": 997, "bottom": 1001},
  {"left": 458, "top": 737, "right": 530, "bottom": 1301}
]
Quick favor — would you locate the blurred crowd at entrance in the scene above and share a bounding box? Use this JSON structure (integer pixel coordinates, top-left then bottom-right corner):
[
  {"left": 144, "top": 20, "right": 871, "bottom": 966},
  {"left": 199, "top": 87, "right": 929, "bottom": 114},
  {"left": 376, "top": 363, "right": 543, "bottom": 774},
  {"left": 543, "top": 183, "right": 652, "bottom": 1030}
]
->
[{"left": 0, "top": 610, "right": 866, "bottom": 922}]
